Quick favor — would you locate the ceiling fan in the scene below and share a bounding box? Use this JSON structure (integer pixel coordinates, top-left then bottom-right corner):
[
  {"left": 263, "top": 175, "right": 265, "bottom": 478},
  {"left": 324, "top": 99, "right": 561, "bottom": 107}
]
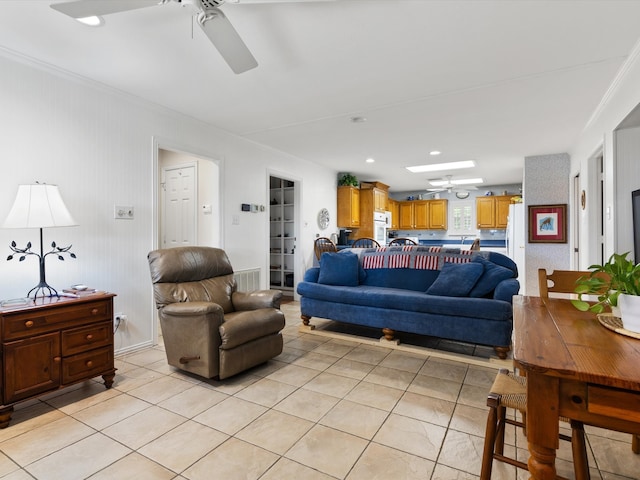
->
[
  {"left": 49, "top": 0, "right": 334, "bottom": 74},
  {"left": 426, "top": 175, "right": 480, "bottom": 193}
]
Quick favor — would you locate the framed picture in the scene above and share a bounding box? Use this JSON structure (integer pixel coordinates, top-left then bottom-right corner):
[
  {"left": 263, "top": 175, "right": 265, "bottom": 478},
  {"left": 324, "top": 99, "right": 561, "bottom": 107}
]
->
[{"left": 528, "top": 204, "right": 567, "bottom": 243}]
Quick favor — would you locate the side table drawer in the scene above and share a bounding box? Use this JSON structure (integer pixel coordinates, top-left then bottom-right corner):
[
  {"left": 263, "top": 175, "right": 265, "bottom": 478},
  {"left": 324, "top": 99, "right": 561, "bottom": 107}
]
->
[
  {"left": 62, "top": 321, "right": 112, "bottom": 356},
  {"left": 2, "top": 300, "right": 111, "bottom": 340},
  {"left": 62, "top": 346, "right": 114, "bottom": 385}
]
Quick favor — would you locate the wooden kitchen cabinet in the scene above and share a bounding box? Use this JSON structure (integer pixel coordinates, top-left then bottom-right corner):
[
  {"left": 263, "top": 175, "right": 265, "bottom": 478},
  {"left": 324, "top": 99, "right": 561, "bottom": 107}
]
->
[
  {"left": 399, "top": 202, "right": 415, "bottom": 229},
  {"left": 358, "top": 182, "right": 389, "bottom": 238},
  {"left": 337, "top": 186, "right": 360, "bottom": 228},
  {"left": 428, "top": 199, "right": 448, "bottom": 229},
  {"left": 388, "top": 199, "right": 399, "bottom": 229},
  {"left": 0, "top": 294, "right": 116, "bottom": 428},
  {"left": 413, "top": 201, "right": 430, "bottom": 229},
  {"left": 398, "top": 199, "right": 447, "bottom": 229},
  {"left": 476, "top": 195, "right": 511, "bottom": 229},
  {"left": 495, "top": 196, "right": 511, "bottom": 228},
  {"left": 360, "top": 181, "right": 389, "bottom": 213}
]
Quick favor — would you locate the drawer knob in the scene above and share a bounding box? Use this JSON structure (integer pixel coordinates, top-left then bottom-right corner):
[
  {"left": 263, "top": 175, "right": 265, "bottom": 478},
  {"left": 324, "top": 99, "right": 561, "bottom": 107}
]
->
[
  {"left": 86, "top": 334, "right": 94, "bottom": 341},
  {"left": 25, "top": 320, "right": 34, "bottom": 328},
  {"left": 91, "top": 308, "right": 99, "bottom": 315},
  {"left": 86, "top": 360, "right": 93, "bottom": 368}
]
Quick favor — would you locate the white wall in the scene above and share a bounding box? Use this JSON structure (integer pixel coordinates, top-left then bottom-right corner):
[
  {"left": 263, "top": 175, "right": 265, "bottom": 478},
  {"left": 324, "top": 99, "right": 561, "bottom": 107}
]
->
[
  {"left": 0, "top": 51, "right": 336, "bottom": 353},
  {"left": 570, "top": 39, "right": 640, "bottom": 267},
  {"left": 614, "top": 125, "right": 640, "bottom": 259},
  {"left": 523, "top": 153, "right": 571, "bottom": 295}
]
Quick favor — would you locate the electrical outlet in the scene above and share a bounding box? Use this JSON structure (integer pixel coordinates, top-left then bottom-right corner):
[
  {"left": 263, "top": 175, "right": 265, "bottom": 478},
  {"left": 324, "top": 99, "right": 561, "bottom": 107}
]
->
[{"left": 114, "top": 313, "right": 127, "bottom": 327}]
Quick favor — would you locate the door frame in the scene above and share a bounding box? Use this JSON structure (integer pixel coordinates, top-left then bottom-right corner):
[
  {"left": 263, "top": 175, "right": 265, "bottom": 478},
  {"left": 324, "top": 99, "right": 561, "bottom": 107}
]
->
[
  {"left": 152, "top": 137, "right": 224, "bottom": 343},
  {"left": 267, "top": 169, "right": 302, "bottom": 299}
]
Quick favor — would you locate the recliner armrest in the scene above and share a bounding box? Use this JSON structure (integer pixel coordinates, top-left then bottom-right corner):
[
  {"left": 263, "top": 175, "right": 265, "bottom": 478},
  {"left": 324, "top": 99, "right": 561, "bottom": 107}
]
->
[
  {"left": 232, "top": 290, "right": 283, "bottom": 310},
  {"left": 162, "top": 301, "right": 224, "bottom": 316}
]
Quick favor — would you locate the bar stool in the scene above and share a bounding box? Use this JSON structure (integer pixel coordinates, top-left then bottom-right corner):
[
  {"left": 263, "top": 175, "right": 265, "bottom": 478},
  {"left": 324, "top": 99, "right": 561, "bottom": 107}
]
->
[{"left": 480, "top": 368, "right": 590, "bottom": 480}]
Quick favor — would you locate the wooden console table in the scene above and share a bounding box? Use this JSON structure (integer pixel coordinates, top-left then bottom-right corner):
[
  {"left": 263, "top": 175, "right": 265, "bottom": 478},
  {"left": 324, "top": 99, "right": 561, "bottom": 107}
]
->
[
  {"left": 0, "top": 293, "right": 117, "bottom": 428},
  {"left": 512, "top": 296, "right": 640, "bottom": 480}
]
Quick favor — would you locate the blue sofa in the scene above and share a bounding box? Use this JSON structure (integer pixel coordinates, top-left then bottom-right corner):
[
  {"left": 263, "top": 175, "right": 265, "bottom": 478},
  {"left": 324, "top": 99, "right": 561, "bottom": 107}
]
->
[{"left": 297, "top": 246, "right": 520, "bottom": 359}]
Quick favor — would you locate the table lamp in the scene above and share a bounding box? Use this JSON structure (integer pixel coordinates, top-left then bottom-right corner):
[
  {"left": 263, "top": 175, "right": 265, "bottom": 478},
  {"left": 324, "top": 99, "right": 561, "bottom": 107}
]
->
[{"left": 2, "top": 183, "right": 77, "bottom": 298}]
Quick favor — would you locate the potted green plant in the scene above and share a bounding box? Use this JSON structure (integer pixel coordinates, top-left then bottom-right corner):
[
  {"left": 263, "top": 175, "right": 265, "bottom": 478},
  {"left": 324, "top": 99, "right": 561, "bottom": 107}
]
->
[
  {"left": 338, "top": 173, "right": 359, "bottom": 187},
  {"left": 572, "top": 252, "right": 640, "bottom": 332}
]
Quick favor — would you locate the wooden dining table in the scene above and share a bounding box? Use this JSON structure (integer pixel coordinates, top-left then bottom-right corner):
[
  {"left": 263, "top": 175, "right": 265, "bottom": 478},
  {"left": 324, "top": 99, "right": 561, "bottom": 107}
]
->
[{"left": 512, "top": 295, "right": 640, "bottom": 480}]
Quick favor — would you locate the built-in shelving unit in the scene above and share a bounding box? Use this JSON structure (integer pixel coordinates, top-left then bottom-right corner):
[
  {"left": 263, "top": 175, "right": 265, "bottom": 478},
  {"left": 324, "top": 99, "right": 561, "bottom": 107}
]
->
[{"left": 269, "top": 176, "right": 295, "bottom": 292}]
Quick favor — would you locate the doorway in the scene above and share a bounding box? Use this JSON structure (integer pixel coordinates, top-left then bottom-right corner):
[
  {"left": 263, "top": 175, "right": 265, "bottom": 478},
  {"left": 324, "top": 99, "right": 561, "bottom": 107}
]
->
[
  {"left": 269, "top": 174, "right": 298, "bottom": 297},
  {"left": 156, "top": 147, "right": 221, "bottom": 249}
]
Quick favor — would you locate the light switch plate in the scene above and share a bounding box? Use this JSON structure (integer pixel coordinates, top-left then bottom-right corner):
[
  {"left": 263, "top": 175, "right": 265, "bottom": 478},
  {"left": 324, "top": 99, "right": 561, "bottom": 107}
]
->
[{"left": 114, "top": 205, "right": 134, "bottom": 220}]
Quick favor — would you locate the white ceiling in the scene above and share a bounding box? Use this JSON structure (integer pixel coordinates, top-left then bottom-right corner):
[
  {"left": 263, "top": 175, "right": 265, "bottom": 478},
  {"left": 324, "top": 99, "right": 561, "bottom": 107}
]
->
[{"left": 2, "top": 0, "right": 640, "bottom": 192}]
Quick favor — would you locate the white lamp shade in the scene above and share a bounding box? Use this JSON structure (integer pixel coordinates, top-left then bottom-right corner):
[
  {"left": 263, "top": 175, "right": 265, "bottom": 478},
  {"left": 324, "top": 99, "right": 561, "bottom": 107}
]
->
[{"left": 3, "top": 184, "right": 77, "bottom": 229}]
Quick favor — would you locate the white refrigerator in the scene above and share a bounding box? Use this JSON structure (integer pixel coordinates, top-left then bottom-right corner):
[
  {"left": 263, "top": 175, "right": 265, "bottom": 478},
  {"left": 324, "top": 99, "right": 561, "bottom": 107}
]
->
[{"left": 506, "top": 203, "right": 526, "bottom": 294}]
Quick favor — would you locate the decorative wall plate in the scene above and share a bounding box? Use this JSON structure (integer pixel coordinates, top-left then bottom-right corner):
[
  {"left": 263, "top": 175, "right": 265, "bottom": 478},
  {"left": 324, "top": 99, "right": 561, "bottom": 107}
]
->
[{"left": 318, "top": 208, "right": 330, "bottom": 229}]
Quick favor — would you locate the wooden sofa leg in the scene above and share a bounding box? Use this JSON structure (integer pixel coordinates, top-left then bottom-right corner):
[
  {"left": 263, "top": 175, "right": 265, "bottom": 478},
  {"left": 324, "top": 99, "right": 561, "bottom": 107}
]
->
[
  {"left": 494, "top": 346, "right": 510, "bottom": 359},
  {"left": 382, "top": 328, "right": 395, "bottom": 341},
  {"left": 299, "top": 315, "right": 315, "bottom": 331}
]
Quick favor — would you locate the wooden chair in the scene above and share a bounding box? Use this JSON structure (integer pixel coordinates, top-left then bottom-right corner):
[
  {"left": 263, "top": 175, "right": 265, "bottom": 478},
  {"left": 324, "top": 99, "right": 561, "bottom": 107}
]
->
[
  {"left": 538, "top": 268, "right": 609, "bottom": 301},
  {"left": 470, "top": 238, "right": 481, "bottom": 251},
  {"left": 388, "top": 237, "right": 417, "bottom": 246},
  {"left": 351, "top": 237, "right": 380, "bottom": 248},
  {"left": 538, "top": 268, "right": 640, "bottom": 455},
  {"left": 314, "top": 237, "right": 337, "bottom": 260},
  {"left": 480, "top": 369, "right": 589, "bottom": 480}
]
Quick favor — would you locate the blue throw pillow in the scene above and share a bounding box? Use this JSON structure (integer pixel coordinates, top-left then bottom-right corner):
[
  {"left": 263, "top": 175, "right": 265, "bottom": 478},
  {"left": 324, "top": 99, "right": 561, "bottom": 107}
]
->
[
  {"left": 469, "top": 255, "right": 514, "bottom": 297},
  {"left": 318, "top": 251, "right": 360, "bottom": 286},
  {"left": 426, "top": 262, "right": 484, "bottom": 297}
]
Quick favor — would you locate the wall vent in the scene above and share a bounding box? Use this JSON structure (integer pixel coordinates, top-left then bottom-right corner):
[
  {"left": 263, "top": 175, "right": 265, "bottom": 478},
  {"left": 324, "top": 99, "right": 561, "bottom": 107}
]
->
[{"left": 234, "top": 268, "right": 261, "bottom": 292}]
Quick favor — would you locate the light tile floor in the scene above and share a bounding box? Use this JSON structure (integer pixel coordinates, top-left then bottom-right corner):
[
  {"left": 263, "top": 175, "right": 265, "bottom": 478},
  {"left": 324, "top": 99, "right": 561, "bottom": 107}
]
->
[{"left": 0, "top": 302, "right": 638, "bottom": 479}]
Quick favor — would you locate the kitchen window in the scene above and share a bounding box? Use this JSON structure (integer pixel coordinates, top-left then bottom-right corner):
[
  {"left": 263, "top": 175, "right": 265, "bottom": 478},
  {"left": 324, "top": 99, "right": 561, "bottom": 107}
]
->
[{"left": 448, "top": 200, "right": 477, "bottom": 236}]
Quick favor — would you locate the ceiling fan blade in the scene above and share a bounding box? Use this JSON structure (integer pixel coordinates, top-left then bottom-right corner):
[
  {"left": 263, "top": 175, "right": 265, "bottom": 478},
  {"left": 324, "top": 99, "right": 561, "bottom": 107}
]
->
[
  {"left": 198, "top": 8, "right": 258, "bottom": 74},
  {"left": 228, "top": 0, "right": 337, "bottom": 3},
  {"left": 50, "top": 0, "right": 161, "bottom": 18}
]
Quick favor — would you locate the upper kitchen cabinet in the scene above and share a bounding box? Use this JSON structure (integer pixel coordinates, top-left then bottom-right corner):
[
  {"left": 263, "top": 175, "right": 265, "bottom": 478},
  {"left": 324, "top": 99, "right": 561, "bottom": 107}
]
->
[
  {"left": 428, "top": 199, "right": 448, "bottom": 229},
  {"left": 398, "top": 199, "right": 448, "bottom": 230},
  {"left": 337, "top": 186, "right": 360, "bottom": 228},
  {"left": 360, "top": 182, "right": 389, "bottom": 213},
  {"left": 388, "top": 199, "right": 399, "bottom": 229},
  {"left": 358, "top": 182, "right": 389, "bottom": 238},
  {"left": 476, "top": 195, "right": 511, "bottom": 229}
]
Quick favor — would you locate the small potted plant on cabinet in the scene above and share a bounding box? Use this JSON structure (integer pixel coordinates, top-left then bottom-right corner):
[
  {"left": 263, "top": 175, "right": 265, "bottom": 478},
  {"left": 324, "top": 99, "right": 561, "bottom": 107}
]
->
[
  {"left": 572, "top": 252, "right": 640, "bottom": 332},
  {"left": 338, "top": 173, "right": 359, "bottom": 187}
]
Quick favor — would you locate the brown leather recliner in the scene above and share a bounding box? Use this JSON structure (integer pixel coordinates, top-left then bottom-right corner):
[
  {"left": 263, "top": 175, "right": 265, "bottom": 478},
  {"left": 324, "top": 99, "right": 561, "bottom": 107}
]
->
[{"left": 147, "top": 246, "right": 285, "bottom": 379}]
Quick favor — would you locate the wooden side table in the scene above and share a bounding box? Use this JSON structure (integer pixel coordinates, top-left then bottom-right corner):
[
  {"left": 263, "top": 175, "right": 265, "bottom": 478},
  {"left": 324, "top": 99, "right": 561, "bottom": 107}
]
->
[{"left": 0, "top": 293, "right": 117, "bottom": 428}]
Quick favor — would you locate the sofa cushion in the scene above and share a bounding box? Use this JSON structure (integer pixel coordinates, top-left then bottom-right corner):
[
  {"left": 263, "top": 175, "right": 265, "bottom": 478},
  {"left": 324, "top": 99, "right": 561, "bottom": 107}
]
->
[
  {"left": 469, "top": 255, "right": 515, "bottom": 297},
  {"left": 426, "top": 261, "right": 484, "bottom": 297},
  {"left": 318, "top": 251, "right": 360, "bottom": 286}
]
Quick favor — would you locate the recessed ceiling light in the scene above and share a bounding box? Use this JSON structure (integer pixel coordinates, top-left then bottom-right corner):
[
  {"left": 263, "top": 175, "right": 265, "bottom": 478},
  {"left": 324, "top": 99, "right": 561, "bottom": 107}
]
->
[
  {"left": 76, "top": 16, "right": 104, "bottom": 27},
  {"left": 429, "top": 177, "right": 484, "bottom": 186},
  {"left": 365, "top": 158, "right": 375, "bottom": 163},
  {"left": 350, "top": 116, "right": 367, "bottom": 123},
  {"left": 406, "top": 160, "right": 475, "bottom": 173},
  {"left": 429, "top": 151, "right": 441, "bottom": 156}
]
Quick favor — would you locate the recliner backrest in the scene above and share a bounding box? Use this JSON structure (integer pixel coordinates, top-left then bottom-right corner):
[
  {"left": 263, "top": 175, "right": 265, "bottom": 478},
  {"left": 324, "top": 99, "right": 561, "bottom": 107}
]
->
[{"left": 148, "top": 246, "right": 237, "bottom": 313}]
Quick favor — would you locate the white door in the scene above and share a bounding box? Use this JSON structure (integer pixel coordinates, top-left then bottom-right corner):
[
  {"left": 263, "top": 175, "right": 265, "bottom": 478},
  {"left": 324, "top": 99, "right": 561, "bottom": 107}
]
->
[{"left": 162, "top": 164, "right": 197, "bottom": 248}]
